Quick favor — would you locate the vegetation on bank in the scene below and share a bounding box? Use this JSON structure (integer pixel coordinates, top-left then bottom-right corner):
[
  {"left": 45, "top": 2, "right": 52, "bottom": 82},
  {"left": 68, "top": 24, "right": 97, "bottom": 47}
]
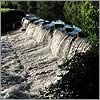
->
[
  {"left": 1, "top": 8, "right": 25, "bottom": 34},
  {"left": 0, "top": 8, "right": 15, "bottom": 12}
]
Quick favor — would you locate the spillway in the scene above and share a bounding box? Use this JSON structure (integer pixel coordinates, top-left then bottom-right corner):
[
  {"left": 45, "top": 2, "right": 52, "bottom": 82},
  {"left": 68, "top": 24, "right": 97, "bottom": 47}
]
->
[{"left": 1, "top": 18, "right": 90, "bottom": 99}]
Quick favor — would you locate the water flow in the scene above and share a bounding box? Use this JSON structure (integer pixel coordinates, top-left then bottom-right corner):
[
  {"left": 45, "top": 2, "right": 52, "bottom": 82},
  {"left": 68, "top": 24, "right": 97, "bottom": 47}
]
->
[
  {"left": 50, "top": 30, "right": 66, "bottom": 57},
  {"left": 23, "top": 22, "right": 90, "bottom": 60},
  {"left": 1, "top": 20, "right": 90, "bottom": 98}
]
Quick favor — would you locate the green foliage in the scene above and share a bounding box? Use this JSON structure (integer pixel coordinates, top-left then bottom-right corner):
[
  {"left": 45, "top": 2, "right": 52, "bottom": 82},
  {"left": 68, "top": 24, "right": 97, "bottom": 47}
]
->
[
  {"left": 1, "top": 1, "right": 18, "bottom": 9},
  {"left": 80, "top": 1, "right": 99, "bottom": 41},
  {"left": 36, "top": 1, "right": 49, "bottom": 20},
  {"left": 1, "top": 1, "right": 65, "bottom": 21},
  {"left": 64, "top": 1, "right": 84, "bottom": 25},
  {"left": 27, "top": 1, "right": 36, "bottom": 14},
  {"left": 0, "top": 8, "right": 15, "bottom": 12},
  {"left": 1, "top": 1, "right": 13, "bottom": 8},
  {"left": 17, "top": 1, "right": 28, "bottom": 11},
  {"left": 64, "top": 1, "right": 99, "bottom": 44},
  {"left": 81, "top": 1, "right": 99, "bottom": 55},
  {"left": 11, "top": 2, "right": 18, "bottom": 9},
  {"left": 36, "top": 1, "right": 65, "bottom": 21}
]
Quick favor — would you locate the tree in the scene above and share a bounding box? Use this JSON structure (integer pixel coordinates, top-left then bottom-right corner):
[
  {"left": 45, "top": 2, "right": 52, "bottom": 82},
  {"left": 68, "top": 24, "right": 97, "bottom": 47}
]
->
[
  {"left": 11, "top": 1, "right": 18, "bottom": 9},
  {"left": 27, "top": 1, "right": 37, "bottom": 14},
  {"left": 64, "top": 1, "right": 99, "bottom": 45},
  {"left": 36, "top": 1, "right": 65, "bottom": 21},
  {"left": 1, "top": 1, "right": 13, "bottom": 8},
  {"left": 17, "top": 1, "right": 28, "bottom": 11},
  {"left": 36, "top": 1, "right": 49, "bottom": 20},
  {"left": 64, "top": 1, "right": 84, "bottom": 25}
]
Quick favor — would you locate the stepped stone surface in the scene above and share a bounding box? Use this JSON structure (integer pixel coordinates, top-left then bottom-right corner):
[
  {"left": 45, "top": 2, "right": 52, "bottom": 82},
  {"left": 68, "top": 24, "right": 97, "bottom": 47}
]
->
[{"left": 1, "top": 22, "right": 89, "bottom": 99}]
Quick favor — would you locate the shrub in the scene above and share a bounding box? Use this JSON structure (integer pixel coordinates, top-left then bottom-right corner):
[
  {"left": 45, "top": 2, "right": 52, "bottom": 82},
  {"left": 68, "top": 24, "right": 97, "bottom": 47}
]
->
[{"left": 64, "top": 1, "right": 99, "bottom": 43}]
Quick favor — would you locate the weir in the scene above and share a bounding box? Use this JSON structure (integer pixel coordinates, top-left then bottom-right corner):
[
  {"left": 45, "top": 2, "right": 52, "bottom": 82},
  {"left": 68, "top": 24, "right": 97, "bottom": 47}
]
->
[{"left": 1, "top": 16, "right": 90, "bottom": 99}]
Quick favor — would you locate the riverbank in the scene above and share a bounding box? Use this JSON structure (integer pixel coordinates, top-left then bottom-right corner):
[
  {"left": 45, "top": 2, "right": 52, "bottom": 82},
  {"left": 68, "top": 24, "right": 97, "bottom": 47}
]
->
[{"left": 1, "top": 8, "right": 25, "bottom": 34}]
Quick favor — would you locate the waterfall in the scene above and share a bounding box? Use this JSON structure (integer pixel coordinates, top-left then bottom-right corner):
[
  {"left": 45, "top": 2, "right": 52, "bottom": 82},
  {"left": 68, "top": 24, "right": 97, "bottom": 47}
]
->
[
  {"left": 58, "top": 36, "right": 75, "bottom": 59},
  {"left": 21, "top": 19, "right": 90, "bottom": 60},
  {"left": 1, "top": 16, "right": 90, "bottom": 99},
  {"left": 21, "top": 18, "right": 30, "bottom": 29},
  {"left": 50, "top": 30, "right": 66, "bottom": 57},
  {"left": 25, "top": 23, "right": 36, "bottom": 39}
]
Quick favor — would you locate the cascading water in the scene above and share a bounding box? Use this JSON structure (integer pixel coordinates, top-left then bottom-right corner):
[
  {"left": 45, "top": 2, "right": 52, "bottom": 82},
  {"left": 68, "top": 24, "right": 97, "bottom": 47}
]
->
[
  {"left": 58, "top": 36, "right": 75, "bottom": 59},
  {"left": 25, "top": 23, "right": 36, "bottom": 39},
  {"left": 1, "top": 16, "right": 90, "bottom": 99},
  {"left": 50, "top": 30, "right": 66, "bottom": 57}
]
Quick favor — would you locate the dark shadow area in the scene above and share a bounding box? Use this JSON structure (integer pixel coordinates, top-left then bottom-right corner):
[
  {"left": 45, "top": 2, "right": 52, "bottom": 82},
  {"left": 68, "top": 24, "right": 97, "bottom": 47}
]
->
[{"left": 1, "top": 10, "right": 26, "bottom": 35}]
